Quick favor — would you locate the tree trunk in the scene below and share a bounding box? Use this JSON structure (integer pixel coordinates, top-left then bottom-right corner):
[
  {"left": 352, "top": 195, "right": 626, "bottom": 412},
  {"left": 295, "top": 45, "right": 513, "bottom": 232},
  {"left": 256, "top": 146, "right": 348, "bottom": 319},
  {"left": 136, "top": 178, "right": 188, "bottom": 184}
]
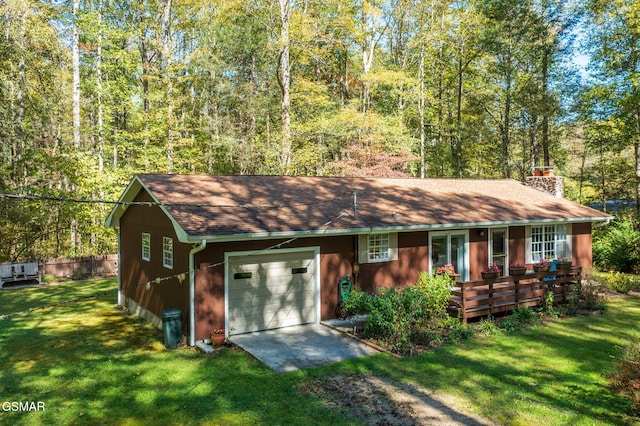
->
[
  {"left": 635, "top": 108, "right": 640, "bottom": 222},
  {"left": 278, "top": 0, "right": 292, "bottom": 175},
  {"left": 162, "top": 0, "right": 174, "bottom": 174},
  {"left": 419, "top": 43, "right": 426, "bottom": 179},
  {"left": 97, "top": 0, "right": 104, "bottom": 173},
  {"left": 72, "top": 0, "right": 81, "bottom": 148}
]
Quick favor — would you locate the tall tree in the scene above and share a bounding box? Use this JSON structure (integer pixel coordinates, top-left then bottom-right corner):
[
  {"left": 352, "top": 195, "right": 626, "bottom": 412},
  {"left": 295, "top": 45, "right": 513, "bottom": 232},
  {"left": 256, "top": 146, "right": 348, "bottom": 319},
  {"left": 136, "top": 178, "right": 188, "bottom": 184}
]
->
[{"left": 584, "top": 0, "right": 640, "bottom": 219}]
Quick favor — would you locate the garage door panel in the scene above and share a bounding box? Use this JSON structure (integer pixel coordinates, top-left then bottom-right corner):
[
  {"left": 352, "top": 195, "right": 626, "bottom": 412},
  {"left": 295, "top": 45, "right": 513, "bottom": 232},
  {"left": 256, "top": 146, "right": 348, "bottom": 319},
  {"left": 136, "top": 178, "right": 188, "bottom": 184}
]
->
[
  {"left": 227, "top": 249, "right": 318, "bottom": 334},
  {"left": 229, "top": 276, "right": 314, "bottom": 296},
  {"left": 235, "top": 293, "right": 314, "bottom": 315},
  {"left": 233, "top": 312, "right": 313, "bottom": 330},
  {"left": 229, "top": 275, "right": 314, "bottom": 293}
]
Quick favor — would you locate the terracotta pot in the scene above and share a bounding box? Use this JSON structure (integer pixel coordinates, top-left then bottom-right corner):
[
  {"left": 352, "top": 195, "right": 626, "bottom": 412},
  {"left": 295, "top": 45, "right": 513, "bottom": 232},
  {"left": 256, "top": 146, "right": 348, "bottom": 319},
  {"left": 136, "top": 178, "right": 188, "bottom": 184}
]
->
[{"left": 210, "top": 334, "right": 225, "bottom": 347}]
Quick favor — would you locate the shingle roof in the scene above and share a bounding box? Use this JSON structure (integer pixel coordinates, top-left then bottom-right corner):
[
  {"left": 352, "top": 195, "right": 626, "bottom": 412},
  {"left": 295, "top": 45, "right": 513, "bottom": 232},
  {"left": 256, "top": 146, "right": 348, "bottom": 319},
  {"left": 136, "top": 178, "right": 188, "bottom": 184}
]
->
[{"left": 106, "top": 174, "right": 611, "bottom": 242}]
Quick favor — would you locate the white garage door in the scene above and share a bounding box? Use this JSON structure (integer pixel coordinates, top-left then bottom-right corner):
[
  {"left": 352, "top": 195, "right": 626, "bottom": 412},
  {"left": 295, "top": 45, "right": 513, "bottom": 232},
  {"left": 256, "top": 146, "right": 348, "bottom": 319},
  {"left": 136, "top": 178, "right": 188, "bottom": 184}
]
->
[{"left": 227, "top": 248, "right": 318, "bottom": 335}]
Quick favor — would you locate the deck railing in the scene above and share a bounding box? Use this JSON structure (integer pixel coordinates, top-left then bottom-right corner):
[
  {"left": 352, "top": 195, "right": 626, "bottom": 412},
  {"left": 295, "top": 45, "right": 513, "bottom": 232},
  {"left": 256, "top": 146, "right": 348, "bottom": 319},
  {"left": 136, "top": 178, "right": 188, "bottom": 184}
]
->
[{"left": 448, "top": 266, "right": 582, "bottom": 322}]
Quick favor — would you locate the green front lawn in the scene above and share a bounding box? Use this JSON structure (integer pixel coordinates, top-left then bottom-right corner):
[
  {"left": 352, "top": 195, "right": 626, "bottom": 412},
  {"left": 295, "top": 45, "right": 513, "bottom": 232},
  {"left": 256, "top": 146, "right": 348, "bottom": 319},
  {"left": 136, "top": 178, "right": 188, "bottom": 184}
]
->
[{"left": 0, "top": 279, "right": 638, "bottom": 425}]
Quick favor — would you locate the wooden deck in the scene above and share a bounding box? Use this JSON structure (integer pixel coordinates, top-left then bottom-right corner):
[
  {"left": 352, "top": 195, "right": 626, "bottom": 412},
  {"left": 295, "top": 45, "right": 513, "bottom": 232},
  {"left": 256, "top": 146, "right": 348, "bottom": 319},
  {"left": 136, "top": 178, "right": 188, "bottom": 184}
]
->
[{"left": 449, "top": 267, "right": 582, "bottom": 322}]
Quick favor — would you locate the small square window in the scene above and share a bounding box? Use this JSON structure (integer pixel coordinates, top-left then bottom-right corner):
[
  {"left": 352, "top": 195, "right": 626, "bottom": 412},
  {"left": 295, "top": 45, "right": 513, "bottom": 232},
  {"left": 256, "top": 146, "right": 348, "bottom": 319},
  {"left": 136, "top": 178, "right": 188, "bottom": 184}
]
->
[
  {"left": 142, "top": 233, "right": 150, "bottom": 261},
  {"left": 163, "top": 237, "right": 173, "bottom": 269},
  {"left": 368, "top": 234, "right": 390, "bottom": 262}
]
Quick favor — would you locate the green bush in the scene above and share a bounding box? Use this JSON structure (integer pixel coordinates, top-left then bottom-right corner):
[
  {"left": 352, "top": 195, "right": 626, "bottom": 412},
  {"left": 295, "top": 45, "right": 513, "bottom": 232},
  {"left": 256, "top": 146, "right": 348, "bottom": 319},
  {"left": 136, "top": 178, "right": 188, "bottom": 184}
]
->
[
  {"left": 593, "top": 217, "right": 640, "bottom": 273},
  {"left": 414, "top": 272, "right": 452, "bottom": 321},
  {"left": 579, "top": 276, "right": 608, "bottom": 311},
  {"left": 476, "top": 316, "right": 502, "bottom": 336},
  {"left": 348, "top": 273, "right": 453, "bottom": 351},
  {"left": 609, "top": 340, "right": 640, "bottom": 412},
  {"left": 603, "top": 271, "right": 640, "bottom": 294},
  {"left": 343, "top": 287, "right": 371, "bottom": 314},
  {"left": 42, "top": 274, "right": 55, "bottom": 283},
  {"left": 499, "top": 307, "right": 539, "bottom": 333}
]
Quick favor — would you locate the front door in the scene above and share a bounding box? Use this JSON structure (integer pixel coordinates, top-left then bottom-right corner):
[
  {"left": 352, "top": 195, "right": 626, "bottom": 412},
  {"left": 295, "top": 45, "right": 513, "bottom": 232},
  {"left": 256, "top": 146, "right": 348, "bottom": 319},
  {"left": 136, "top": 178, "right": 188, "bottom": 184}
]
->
[{"left": 430, "top": 231, "right": 469, "bottom": 281}]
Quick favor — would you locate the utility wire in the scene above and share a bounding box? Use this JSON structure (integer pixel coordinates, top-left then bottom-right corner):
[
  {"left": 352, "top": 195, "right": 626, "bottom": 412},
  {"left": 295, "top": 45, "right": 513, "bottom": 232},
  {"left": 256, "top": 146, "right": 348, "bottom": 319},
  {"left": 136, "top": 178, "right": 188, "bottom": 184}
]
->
[
  {"left": 0, "top": 209, "right": 349, "bottom": 321},
  {"left": 0, "top": 192, "right": 355, "bottom": 209}
]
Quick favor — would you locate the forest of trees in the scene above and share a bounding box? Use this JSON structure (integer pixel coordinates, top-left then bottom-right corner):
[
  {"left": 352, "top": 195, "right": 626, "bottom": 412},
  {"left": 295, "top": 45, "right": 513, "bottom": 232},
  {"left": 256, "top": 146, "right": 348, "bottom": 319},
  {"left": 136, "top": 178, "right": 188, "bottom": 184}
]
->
[{"left": 1, "top": 0, "right": 639, "bottom": 261}]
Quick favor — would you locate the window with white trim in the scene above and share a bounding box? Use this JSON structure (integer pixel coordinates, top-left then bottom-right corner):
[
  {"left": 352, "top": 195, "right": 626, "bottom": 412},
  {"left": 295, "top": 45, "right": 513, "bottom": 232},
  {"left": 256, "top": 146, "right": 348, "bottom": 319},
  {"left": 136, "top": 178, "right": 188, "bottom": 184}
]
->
[
  {"left": 530, "top": 224, "right": 569, "bottom": 261},
  {"left": 142, "top": 233, "right": 151, "bottom": 261},
  {"left": 358, "top": 233, "right": 398, "bottom": 263},
  {"left": 163, "top": 237, "right": 173, "bottom": 269},
  {"left": 368, "top": 233, "right": 390, "bottom": 262}
]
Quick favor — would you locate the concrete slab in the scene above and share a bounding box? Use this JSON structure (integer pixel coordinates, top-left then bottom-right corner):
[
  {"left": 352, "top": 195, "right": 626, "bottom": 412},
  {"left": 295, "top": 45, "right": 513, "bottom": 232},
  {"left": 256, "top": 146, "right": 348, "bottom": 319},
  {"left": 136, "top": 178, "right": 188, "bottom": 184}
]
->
[{"left": 230, "top": 323, "right": 380, "bottom": 373}]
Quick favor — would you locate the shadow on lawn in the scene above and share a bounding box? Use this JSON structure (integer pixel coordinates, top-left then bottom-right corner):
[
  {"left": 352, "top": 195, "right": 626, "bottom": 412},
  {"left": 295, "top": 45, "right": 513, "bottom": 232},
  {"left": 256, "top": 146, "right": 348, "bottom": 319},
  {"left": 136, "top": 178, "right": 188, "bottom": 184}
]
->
[
  {"left": 0, "top": 295, "right": 347, "bottom": 425},
  {"left": 363, "top": 300, "right": 639, "bottom": 424}
]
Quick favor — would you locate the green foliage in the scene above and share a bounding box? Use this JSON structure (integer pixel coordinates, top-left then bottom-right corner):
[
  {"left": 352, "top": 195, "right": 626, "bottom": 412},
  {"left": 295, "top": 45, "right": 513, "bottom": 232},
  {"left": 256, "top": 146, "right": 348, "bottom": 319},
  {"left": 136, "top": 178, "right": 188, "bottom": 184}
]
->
[
  {"left": 609, "top": 340, "right": 640, "bottom": 412},
  {"left": 543, "top": 291, "right": 560, "bottom": 319},
  {"left": 476, "top": 316, "right": 502, "bottom": 336},
  {"left": 602, "top": 272, "right": 640, "bottom": 294},
  {"left": 343, "top": 287, "right": 371, "bottom": 315},
  {"left": 593, "top": 217, "right": 640, "bottom": 273},
  {"left": 499, "top": 307, "right": 540, "bottom": 333},
  {"left": 579, "top": 276, "right": 608, "bottom": 311},
  {"left": 0, "top": 0, "right": 635, "bottom": 264},
  {"left": 43, "top": 274, "right": 55, "bottom": 283},
  {"left": 352, "top": 273, "right": 453, "bottom": 352}
]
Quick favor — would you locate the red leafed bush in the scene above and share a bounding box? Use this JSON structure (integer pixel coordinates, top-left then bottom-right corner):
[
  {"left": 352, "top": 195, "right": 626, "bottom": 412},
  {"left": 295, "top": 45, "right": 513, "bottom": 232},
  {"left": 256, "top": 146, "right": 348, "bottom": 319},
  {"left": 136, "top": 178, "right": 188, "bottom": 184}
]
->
[{"left": 609, "top": 340, "right": 640, "bottom": 413}]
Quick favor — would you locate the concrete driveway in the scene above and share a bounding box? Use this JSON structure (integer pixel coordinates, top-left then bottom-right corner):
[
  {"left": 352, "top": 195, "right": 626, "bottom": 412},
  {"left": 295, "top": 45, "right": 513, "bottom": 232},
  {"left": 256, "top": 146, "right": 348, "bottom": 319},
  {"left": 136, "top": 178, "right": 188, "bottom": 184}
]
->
[{"left": 230, "top": 323, "right": 380, "bottom": 373}]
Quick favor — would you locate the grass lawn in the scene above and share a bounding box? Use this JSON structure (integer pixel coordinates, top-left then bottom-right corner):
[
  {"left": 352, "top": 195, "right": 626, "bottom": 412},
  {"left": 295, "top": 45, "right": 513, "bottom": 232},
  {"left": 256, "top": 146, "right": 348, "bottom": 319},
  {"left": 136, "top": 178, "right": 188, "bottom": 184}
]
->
[{"left": 0, "top": 279, "right": 638, "bottom": 425}]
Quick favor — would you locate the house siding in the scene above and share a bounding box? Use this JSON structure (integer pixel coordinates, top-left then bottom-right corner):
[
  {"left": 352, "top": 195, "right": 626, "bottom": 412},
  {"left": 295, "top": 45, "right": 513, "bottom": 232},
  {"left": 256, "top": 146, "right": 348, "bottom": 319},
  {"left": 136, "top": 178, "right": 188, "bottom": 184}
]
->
[
  {"left": 119, "top": 191, "right": 191, "bottom": 336},
  {"left": 117, "top": 187, "right": 595, "bottom": 342},
  {"left": 572, "top": 222, "right": 593, "bottom": 267},
  {"left": 190, "top": 232, "right": 430, "bottom": 340}
]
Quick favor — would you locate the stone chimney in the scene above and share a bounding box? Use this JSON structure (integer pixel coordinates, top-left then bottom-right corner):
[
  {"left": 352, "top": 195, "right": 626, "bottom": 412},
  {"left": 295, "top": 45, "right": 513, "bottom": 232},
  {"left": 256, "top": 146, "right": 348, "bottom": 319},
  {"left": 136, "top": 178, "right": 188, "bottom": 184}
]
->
[{"left": 525, "top": 166, "right": 564, "bottom": 198}]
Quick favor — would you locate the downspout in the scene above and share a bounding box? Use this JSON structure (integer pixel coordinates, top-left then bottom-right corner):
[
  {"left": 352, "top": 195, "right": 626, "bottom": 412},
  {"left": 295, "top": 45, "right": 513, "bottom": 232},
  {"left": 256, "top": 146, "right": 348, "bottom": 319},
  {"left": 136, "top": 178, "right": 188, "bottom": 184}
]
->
[
  {"left": 189, "top": 239, "right": 207, "bottom": 346},
  {"left": 117, "top": 230, "right": 123, "bottom": 307}
]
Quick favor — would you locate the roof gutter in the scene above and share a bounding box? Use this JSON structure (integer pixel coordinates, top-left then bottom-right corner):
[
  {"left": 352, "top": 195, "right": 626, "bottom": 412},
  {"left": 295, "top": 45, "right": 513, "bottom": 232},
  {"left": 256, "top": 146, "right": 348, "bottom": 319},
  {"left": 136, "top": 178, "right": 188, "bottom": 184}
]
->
[
  {"left": 189, "top": 239, "right": 207, "bottom": 347},
  {"left": 183, "top": 216, "right": 613, "bottom": 244}
]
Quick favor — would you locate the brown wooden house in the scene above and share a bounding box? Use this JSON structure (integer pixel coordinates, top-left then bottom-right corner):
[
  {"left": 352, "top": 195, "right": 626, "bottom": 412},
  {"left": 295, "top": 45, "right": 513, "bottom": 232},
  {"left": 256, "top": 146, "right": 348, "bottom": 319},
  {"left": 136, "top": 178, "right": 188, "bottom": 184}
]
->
[{"left": 105, "top": 174, "right": 611, "bottom": 345}]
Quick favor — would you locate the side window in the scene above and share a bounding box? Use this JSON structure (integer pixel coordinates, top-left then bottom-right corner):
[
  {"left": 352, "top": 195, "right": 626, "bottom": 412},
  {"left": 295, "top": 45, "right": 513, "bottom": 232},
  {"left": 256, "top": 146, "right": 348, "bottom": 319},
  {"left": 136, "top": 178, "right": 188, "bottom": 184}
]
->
[
  {"left": 358, "top": 233, "right": 398, "bottom": 263},
  {"left": 142, "top": 233, "right": 151, "bottom": 261},
  {"left": 163, "top": 237, "right": 173, "bottom": 269},
  {"left": 530, "top": 224, "right": 570, "bottom": 261},
  {"left": 368, "top": 233, "right": 390, "bottom": 262}
]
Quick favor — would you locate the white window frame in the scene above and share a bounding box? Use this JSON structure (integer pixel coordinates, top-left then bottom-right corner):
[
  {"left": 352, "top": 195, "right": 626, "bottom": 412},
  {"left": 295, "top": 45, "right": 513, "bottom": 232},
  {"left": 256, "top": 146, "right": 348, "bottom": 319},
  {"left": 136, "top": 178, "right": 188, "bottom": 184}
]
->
[
  {"left": 163, "top": 237, "right": 173, "bottom": 269},
  {"left": 358, "top": 233, "right": 398, "bottom": 263},
  {"left": 527, "top": 223, "right": 571, "bottom": 262},
  {"left": 489, "top": 227, "right": 508, "bottom": 269},
  {"left": 141, "top": 233, "right": 151, "bottom": 261},
  {"left": 428, "top": 230, "right": 470, "bottom": 281}
]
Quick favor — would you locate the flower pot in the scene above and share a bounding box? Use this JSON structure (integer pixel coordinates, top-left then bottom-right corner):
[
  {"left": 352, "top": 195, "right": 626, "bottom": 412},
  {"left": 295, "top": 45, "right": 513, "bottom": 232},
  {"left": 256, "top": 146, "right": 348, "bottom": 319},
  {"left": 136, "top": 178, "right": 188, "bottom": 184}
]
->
[
  {"left": 556, "top": 261, "right": 571, "bottom": 272},
  {"left": 210, "top": 334, "right": 225, "bottom": 348},
  {"left": 509, "top": 267, "right": 527, "bottom": 276},
  {"left": 481, "top": 271, "right": 500, "bottom": 279},
  {"left": 533, "top": 265, "right": 550, "bottom": 273}
]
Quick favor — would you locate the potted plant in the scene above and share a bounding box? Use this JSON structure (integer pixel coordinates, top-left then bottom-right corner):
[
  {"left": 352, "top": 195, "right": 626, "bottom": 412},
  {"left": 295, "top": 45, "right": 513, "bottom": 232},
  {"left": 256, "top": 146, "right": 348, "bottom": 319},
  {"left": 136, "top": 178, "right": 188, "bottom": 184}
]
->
[
  {"left": 481, "top": 262, "right": 501, "bottom": 279},
  {"left": 210, "top": 327, "right": 225, "bottom": 347},
  {"left": 555, "top": 257, "right": 572, "bottom": 272},
  {"left": 533, "top": 258, "right": 552, "bottom": 272},
  {"left": 436, "top": 263, "right": 460, "bottom": 280},
  {"left": 508, "top": 263, "right": 527, "bottom": 276}
]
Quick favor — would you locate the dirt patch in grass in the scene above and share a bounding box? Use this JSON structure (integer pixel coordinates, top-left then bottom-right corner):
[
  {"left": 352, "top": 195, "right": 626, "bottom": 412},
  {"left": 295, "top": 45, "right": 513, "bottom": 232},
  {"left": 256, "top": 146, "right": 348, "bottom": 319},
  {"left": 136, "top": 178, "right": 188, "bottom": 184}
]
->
[{"left": 300, "top": 374, "right": 494, "bottom": 425}]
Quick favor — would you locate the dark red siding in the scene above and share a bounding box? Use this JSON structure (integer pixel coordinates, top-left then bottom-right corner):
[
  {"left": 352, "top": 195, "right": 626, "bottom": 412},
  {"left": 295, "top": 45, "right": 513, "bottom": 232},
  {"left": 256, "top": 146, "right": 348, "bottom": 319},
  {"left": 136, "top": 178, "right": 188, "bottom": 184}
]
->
[{"left": 119, "top": 191, "right": 191, "bottom": 335}]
